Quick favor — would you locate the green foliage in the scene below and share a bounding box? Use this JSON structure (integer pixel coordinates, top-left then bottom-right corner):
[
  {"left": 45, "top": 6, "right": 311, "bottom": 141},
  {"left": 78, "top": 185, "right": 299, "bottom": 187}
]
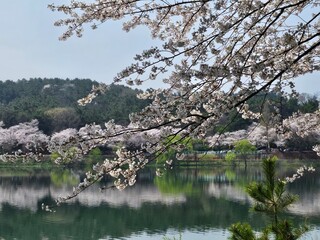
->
[
  {"left": 284, "top": 133, "right": 318, "bottom": 152},
  {"left": 0, "top": 79, "right": 316, "bottom": 137},
  {"left": 212, "top": 92, "right": 319, "bottom": 133},
  {"left": 154, "top": 172, "right": 197, "bottom": 196},
  {"left": 88, "top": 147, "right": 103, "bottom": 161},
  {"left": 271, "top": 220, "right": 309, "bottom": 240},
  {"left": 50, "top": 169, "right": 79, "bottom": 187},
  {"left": 234, "top": 140, "right": 256, "bottom": 155},
  {"left": 298, "top": 94, "right": 319, "bottom": 113},
  {"left": 50, "top": 147, "right": 80, "bottom": 164},
  {"left": 214, "top": 109, "right": 253, "bottom": 133},
  {"left": 0, "top": 78, "right": 150, "bottom": 133},
  {"left": 163, "top": 232, "right": 182, "bottom": 240},
  {"left": 229, "top": 156, "right": 309, "bottom": 240},
  {"left": 225, "top": 151, "right": 236, "bottom": 163},
  {"left": 50, "top": 152, "right": 60, "bottom": 161},
  {"left": 44, "top": 107, "right": 81, "bottom": 133},
  {"left": 246, "top": 156, "right": 297, "bottom": 223},
  {"left": 198, "top": 153, "right": 217, "bottom": 161},
  {"left": 229, "top": 222, "right": 258, "bottom": 240},
  {"left": 225, "top": 169, "right": 236, "bottom": 181},
  {"left": 156, "top": 135, "right": 193, "bottom": 164},
  {"left": 89, "top": 147, "right": 102, "bottom": 157},
  {"left": 234, "top": 140, "right": 256, "bottom": 166},
  {"left": 156, "top": 148, "right": 177, "bottom": 164}
]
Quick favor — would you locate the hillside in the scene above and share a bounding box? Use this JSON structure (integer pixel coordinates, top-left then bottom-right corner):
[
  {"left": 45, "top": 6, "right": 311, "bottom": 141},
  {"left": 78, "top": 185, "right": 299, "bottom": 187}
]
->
[
  {"left": 0, "top": 78, "right": 318, "bottom": 136},
  {"left": 0, "top": 78, "right": 150, "bottom": 134}
]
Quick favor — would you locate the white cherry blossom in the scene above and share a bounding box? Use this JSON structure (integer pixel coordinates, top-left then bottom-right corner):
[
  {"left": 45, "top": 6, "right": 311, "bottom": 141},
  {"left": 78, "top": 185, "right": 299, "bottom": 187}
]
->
[{"left": 39, "top": 0, "right": 320, "bottom": 202}]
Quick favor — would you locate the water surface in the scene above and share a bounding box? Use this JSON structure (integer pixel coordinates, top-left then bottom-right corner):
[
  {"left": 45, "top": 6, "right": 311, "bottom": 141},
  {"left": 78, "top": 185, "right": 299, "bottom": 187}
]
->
[{"left": 0, "top": 163, "right": 319, "bottom": 239}]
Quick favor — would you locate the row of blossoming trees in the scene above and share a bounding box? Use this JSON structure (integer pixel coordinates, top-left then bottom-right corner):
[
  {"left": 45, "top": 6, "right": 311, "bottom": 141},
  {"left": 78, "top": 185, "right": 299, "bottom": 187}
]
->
[
  {"left": 0, "top": 119, "right": 163, "bottom": 163},
  {"left": 1, "top": 108, "right": 319, "bottom": 163},
  {"left": 208, "top": 110, "right": 320, "bottom": 153},
  {"left": 2, "top": 0, "right": 319, "bottom": 202}
]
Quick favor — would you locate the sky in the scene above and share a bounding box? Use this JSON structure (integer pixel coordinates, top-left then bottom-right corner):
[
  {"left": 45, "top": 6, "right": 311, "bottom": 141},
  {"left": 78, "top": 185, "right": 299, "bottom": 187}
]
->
[{"left": 0, "top": 1, "right": 319, "bottom": 94}]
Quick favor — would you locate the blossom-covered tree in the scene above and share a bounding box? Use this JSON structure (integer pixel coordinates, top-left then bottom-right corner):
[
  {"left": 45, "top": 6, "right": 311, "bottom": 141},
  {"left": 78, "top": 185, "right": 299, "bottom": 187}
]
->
[
  {"left": 37, "top": 0, "right": 320, "bottom": 203},
  {"left": 282, "top": 109, "right": 320, "bottom": 152},
  {"left": 247, "top": 123, "right": 278, "bottom": 149},
  {"left": 208, "top": 110, "right": 320, "bottom": 152},
  {"left": 0, "top": 120, "right": 49, "bottom": 160},
  {"left": 208, "top": 129, "right": 247, "bottom": 148}
]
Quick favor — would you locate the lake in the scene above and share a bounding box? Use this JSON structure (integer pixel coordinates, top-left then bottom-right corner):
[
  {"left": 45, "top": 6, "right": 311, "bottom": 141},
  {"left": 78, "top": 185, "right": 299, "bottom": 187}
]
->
[{"left": 0, "top": 162, "right": 320, "bottom": 240}]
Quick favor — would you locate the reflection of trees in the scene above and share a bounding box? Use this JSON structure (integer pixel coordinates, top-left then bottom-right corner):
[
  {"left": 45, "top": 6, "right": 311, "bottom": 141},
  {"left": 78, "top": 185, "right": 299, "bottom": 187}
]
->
[
  {"left": 0, "top": 175, "right": 50, "bottom": 211},
  {"left": 154, "top": 171, "right": 200, "bottom": 196},
  {"left": 0, "top": 197, "right": 270, "bottom": 240},
  {"left": 1, "top": 197, "right": 319, "bottom": 240},
  {"left": 50, "top": 169, "right": 79, "bottom": 187},
  {"left": 0, "top": 166, "right": 320, "bottom": 239}
]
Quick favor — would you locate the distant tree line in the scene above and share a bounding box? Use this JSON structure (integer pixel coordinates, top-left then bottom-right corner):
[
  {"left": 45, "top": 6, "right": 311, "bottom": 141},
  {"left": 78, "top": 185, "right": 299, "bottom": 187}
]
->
[
  {"left": 0, "top": 78, "right": 150, "bottom": 134},
  {"left": 213, "top": 91, "right": 319, "bottom": 133},
  {"left": 0, "top": 78, "right": 318, "bottom": 142}
]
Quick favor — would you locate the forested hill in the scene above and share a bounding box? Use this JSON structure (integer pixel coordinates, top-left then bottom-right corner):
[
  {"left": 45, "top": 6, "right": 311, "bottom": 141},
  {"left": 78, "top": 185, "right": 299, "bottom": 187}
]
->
[
  {"left": 0, "top": 78, "right": 150, "bottom": 134},
  {"left": 0, "top": 78, "right": 318, "bottom": 136}
]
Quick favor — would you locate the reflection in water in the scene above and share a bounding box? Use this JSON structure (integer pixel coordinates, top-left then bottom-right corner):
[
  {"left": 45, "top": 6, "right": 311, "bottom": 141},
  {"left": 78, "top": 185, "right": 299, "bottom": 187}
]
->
[{"left": 0, "top": 165, "right": 319, "bottom": 239}]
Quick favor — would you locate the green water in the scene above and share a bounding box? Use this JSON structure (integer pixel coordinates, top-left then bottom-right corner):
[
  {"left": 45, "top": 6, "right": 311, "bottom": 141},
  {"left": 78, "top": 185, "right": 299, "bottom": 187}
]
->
[{"left": 0, "top": 164, "right": 320, "bottom": 239}]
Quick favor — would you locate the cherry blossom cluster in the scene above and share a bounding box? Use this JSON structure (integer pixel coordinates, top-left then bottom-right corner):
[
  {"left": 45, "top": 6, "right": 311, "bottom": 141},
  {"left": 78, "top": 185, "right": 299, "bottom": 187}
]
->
[
  {"left": 0, "top": 120, "right": 48, "bottom": 162},
  {"left": 48, "top": 121, "right": 128, "bottom": 164},
  {"left": 55, "top": 147, "right": 149, "bottom": 205},
  {"left": 77, "top": 84, "right": 108, "bottom": 106},
  {"left": 237, "top": 104, "right": 261, "bottom": 120},
  {"left": 282, "top": 110, "right": 320, "bottom": 139},
  {"left": 282, "top": 165, "right": 315, "bottom": 184},
  {"left": 208, "top": 123, "right": 280, "bottom": 149},
  {"left": 208, "top": 109, "right": 320, "bottom": 151},
  {"left": 313, "top": 145, "right": 320, "bottom": 156},
  {"left": 40, "top": 0, "right": 320, "bottom": 201},
  {"left": 48, "top": 0, "right": 320, "bottom": 146}
]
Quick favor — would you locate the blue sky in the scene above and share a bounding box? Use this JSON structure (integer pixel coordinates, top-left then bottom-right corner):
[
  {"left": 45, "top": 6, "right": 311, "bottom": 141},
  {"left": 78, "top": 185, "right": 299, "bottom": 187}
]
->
[{"left": 0, "top": 1, "right": 319, "bottom": 94}]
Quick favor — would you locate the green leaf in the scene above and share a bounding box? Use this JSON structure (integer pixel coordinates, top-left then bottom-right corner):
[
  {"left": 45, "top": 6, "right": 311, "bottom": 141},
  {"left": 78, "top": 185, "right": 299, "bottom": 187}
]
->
[{"left": 229, "top": 222, "right": 256, "bottom": 240}]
